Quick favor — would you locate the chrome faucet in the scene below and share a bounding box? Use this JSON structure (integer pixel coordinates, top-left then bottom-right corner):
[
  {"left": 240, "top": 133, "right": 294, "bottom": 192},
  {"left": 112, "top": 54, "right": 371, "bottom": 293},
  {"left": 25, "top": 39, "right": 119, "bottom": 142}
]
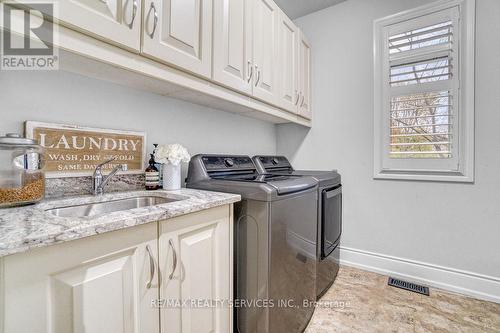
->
[{"left": 92, "top": 158, "right": 127, "bottom": 195}]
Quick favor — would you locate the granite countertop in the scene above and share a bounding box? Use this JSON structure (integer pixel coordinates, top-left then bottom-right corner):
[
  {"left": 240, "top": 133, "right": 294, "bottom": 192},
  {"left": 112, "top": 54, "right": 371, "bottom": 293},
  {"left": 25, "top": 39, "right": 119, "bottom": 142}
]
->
[{"left": 0, "top": 189, "right": 241, "bottom": 258}]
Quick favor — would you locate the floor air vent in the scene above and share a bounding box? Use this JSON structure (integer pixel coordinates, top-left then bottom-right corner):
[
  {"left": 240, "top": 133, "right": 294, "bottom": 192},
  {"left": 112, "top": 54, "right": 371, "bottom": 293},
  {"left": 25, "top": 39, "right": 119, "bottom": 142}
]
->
[{"left": 388, "top": 277, "right": 430, "bottom": 296}]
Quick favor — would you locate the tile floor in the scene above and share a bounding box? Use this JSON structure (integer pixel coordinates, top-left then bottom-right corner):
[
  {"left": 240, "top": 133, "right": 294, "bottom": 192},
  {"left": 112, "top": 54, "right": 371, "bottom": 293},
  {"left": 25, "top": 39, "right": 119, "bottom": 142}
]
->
[{"left": 306, "top": 266, "right": 500, "bottom": 333}]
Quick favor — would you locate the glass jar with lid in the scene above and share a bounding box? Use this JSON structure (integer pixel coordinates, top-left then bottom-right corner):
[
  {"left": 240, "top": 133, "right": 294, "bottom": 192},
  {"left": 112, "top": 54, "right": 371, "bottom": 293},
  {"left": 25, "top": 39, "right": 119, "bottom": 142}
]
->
[{"left": 0, "top": 133, "right": 45, "bottom": 208}]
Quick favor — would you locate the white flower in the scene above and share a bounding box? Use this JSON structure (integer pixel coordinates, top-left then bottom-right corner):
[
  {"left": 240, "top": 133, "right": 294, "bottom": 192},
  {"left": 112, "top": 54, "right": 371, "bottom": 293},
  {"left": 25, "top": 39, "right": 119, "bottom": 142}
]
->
[{"left": 154, "top": 144, "right": 191, "bottom": 166}]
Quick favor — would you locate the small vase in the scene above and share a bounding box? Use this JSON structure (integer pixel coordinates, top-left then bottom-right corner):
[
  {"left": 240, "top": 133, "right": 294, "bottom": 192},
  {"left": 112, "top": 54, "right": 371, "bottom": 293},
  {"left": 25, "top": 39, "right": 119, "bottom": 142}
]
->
[{"left": 163, "top": 163, "right": 182, "bottom": 190}]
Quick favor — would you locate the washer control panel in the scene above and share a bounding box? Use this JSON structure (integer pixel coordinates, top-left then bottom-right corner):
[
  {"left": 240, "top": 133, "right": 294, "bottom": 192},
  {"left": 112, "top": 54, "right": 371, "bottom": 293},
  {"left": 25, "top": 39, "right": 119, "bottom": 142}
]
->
[
  {"left": 202, "top": 155, "right": 255, "bottom": 171},
  {"left": 255, "top": 156, "right": 293, "bottom": 171}
]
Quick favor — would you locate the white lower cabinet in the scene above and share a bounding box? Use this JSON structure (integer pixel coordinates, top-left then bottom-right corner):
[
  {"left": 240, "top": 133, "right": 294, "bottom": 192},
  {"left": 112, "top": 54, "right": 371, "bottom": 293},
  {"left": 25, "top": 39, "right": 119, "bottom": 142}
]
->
[
  {"left": 1, "top": 222, "right": 159, "bottom": 333},
  {"left": 0, "top": 205, "right": 233, "bottom": 333},
  {"left": 159, "top": 206, "right": 232, "bottom": 333}
]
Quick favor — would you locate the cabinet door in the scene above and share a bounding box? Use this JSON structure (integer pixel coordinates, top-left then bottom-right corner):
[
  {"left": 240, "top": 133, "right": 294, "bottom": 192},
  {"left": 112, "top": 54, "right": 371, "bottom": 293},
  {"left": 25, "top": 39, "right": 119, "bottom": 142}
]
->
[
  {"left": 213, "top": 0, "right": 253, "bottom": 94},
  {"left": 159, "top": 206, "right": 232, "bottom": 333},
  {"left": 252, "top": 0, "right": 279, "bottom": 106},
  {"left": 1, "top": 223, "right": 159, "bottom": 333},
  {"left": 27, "top": 0, "right": 142, "bottom": 51},
  {"left": 298, "top": 30, "right": 312, "bottom": 119},
  {"left": 277, "top": 10, "right": 299, "bottom": 113},
  {"left": 142, "top": 0, "right": 213, "bottom": 79}
]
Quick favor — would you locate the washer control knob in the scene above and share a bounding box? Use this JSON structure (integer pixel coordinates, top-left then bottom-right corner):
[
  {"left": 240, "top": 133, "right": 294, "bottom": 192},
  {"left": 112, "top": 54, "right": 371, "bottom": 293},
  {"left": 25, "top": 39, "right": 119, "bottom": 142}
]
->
[{"left": 224, "top": 158, "right": 235, "bottom": 167}]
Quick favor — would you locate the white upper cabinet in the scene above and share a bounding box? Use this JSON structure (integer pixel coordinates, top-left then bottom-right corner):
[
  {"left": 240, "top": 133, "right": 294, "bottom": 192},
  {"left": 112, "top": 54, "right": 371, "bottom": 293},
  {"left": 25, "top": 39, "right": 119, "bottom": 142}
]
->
[
  {"left": 252, "top": 0, "right": 279, "bottom": 106},
  {"left": 213, "top": 0, "right": 253, "bottom": 94},
  {"left": 37, "top": 0, "right": 142, "bottom": 51},
  {"left": 298, "top": 30, "right": 312, "bottom": 119},
  {"left": 142, "top": 0, "right": 213, "bottom": 78},
  {"left": 8, "top": 0, "right": 312, "bottom": 124},
  {"left": 277, "top": 10, "right": 299, "bottom": 113}
]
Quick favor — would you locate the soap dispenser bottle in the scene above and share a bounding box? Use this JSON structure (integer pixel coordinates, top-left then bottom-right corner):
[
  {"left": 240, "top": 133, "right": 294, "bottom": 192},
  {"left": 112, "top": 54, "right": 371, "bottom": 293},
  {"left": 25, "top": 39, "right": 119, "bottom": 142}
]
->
[
  {"left": 145, "top": 154, "right": 160, "bottom": 191},
  {"left": 153, "top": 143, "right": 163, "bottom": 188}
]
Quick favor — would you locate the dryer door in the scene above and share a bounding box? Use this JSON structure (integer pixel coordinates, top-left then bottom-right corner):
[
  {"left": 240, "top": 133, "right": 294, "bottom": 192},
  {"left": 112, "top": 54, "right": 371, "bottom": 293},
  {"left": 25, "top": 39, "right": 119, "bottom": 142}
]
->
[{"left": 321, "top": 185, "right": 342, "bottom": 259}]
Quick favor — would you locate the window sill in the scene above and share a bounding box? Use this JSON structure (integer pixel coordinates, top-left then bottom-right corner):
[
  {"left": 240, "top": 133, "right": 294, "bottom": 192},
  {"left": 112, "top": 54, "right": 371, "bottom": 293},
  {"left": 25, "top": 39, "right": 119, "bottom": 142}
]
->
[{"left": 373, "top": 170, "right": 474, "bottom": 183}]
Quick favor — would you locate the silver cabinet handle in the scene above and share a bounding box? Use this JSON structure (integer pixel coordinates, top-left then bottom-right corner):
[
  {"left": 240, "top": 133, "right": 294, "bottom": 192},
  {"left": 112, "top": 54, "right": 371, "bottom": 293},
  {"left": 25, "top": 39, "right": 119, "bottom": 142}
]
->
[
  {"left": 295, "top": 90, "right": 300, "bottom": 105},
  {"left": 254, "top": 65, "right": 260, "bottom": 87},
  {"left": 168, "top": 239, "right": 177, "bottom": 280},
  {"left": 146, "top": 245, "right": 155, "bottom": 289},
  {"left": 300, "top": 93, "right": 305, "bottom": 107},
  {"left": 247, "top": 60, "right": 253, "bottom": 83},
  {"left": 148, "top": 2, "right": 159, "bottom": 39},
  {"left": 127, "top": 0, "right": 138, "bottom": 29}
]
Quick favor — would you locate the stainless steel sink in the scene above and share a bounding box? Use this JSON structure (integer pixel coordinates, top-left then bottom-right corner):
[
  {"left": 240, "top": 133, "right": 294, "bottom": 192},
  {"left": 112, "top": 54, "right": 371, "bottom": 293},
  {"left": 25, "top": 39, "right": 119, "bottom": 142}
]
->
[{"left": 46, "top": 196, "right": 179, "bottom": 218}]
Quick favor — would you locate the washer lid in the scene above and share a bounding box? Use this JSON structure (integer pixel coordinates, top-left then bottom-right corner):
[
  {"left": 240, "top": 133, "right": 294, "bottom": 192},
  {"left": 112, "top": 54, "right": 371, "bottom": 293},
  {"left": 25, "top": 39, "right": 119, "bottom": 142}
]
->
[
  {"left": 266, "top": 176, "right": 317, "bottom": 195},
  {"left": 212, "top": 173, "right": 300, "bottom": 183},
  {"left": 292, "top": 170, "right": 341, "bottom": 186},
  {"left": 210, "top": 172, "right": 317, "bottom": 195}
]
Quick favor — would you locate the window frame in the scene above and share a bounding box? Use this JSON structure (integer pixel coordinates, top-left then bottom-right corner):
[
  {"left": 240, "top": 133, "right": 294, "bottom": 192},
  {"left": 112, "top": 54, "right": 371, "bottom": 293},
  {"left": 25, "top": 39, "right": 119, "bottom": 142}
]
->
[{"left": 373, "top": 0, "right": 475, "bottom": 183}]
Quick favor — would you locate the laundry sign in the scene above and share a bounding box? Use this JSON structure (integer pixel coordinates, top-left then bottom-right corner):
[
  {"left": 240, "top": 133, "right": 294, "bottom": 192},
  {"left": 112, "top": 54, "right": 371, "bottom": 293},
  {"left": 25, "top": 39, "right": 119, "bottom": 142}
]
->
[{"left": 25, "top": 121, "right": 146, "bottom": 178}]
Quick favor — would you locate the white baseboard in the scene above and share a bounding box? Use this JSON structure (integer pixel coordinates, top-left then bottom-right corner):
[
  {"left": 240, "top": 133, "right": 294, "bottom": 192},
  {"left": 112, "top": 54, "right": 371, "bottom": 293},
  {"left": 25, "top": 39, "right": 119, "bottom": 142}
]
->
[{"left": 339, "top": 246, "right": 500, "bottom": 304}]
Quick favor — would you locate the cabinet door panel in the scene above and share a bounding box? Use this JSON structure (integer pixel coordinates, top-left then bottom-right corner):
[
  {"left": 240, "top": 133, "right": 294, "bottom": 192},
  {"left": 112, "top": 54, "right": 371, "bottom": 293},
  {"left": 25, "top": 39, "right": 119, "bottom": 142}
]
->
[
  {"left": 299, "top": 31, "right": 312, "bottom": 119},
  {"left": 50, "top": 250, "right": 136, "bottom": 333},
  {"left": 143, "top": 0, "right": 213, "bottom": 78},
  {"left": 180, "top": 224, "right": 217, "bottom": 332},
  {"left": 277, "top": 11, "right": 299, "bottom": 113},
  {"left": 213, "top": 0, "right": 253, "bottom": 94},
  {"left": 2, "top": 223, "right": 159, "bottom": 333},
  {"left": 159, "top": 206, "right": 231, "bottom": 333},
  {"left": 252, "top": 0, "right": 279, "bottom": 105},
  {"left": 29, "top": 0, "right": 142, "bottom": 51}
]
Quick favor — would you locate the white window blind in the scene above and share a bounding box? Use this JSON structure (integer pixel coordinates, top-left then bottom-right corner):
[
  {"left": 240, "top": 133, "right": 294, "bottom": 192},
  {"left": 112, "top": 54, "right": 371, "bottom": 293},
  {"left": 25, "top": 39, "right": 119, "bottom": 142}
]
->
[
  {"left": 387, "top": 10, "right": 458, "bottom": 160},
  {"left": 373, "top": 0, "right": 475, "bottom": 182},
  {"left": 389, "top": 21, "right": 453, "bottom": 55},
  {"left": 390, "top": 91, "right": 452, "bottom": 158}
]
